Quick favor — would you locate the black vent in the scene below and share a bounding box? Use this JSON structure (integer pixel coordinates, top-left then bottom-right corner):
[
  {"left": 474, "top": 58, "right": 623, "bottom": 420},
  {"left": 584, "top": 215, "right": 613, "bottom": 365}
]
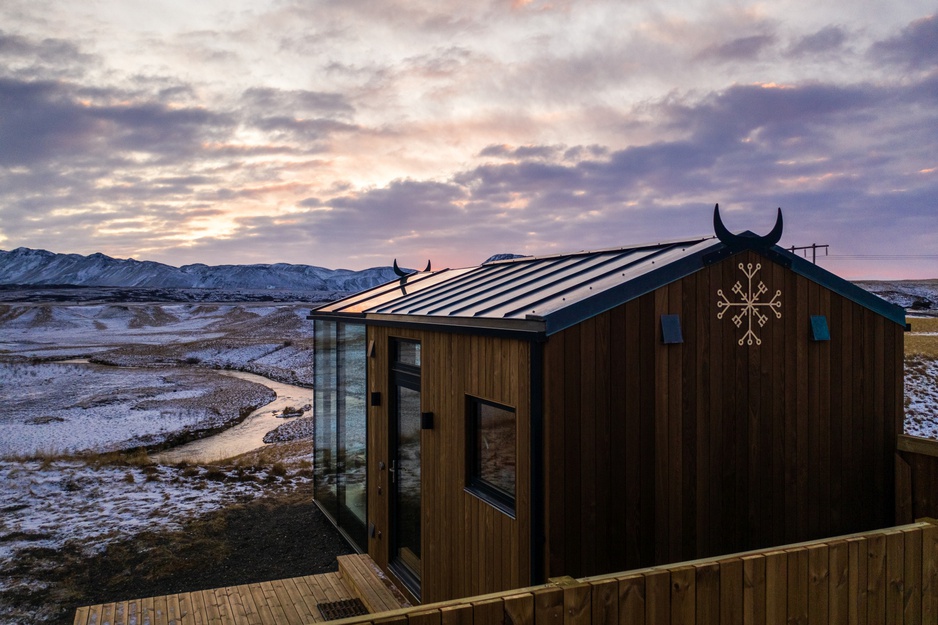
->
[{"left": 317, "top": 598, "right": 369, "bottom": 621}]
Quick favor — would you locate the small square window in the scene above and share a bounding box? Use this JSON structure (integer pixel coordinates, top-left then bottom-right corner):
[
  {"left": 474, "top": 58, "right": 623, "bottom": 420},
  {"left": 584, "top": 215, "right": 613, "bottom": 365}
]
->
[{"left": 466, "top": 397, "right": 516, "bottom": 514}]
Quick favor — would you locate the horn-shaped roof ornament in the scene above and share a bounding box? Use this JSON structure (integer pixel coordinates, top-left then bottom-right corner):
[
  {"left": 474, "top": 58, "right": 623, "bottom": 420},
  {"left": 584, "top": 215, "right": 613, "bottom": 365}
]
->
[
  {"left": 704, "top": 204, "right": 790, "bottom": 266},
  {"left": 714, "top": 203, "right": 783, "bottom": 248},
  {"left": 392, "top": 258, "right": 432, "bottom": 295}
]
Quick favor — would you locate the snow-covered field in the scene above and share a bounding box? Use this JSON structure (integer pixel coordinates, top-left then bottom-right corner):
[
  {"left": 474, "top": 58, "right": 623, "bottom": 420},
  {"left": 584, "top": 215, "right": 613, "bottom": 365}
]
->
[
  {"left": 0, "top": 452, "right": 314, "bottom": 624},
  {"left": 0, "top": 458, "right": 308, "bottom": 581},
  {"left": 0, "top": 362, "right": 275, "bottom": 456},
  {"left": 0, "top": 300, "right": 320, "bottom": 624},
  {"left": 0, "top": 302, "right": 314, "bottom": 384}
]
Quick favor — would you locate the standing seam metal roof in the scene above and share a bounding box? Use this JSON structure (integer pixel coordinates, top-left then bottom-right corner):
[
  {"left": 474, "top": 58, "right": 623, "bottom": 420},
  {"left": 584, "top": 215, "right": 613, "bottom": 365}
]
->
[
  {"left": 312, "top": 236, "right": 719, "bottom": 334},
  {"left": 310, "top": 232, "right": 906, "bottom": 335}
]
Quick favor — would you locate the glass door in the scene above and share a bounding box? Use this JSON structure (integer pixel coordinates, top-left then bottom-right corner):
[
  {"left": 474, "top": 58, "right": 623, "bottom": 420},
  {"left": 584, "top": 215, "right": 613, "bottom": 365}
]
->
[{"left": 389, "top": 339, "right": 421, "bottom": 597}]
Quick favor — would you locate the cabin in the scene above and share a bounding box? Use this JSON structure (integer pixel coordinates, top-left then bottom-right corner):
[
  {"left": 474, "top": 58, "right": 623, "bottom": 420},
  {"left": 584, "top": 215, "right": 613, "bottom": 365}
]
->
[{"left": 308, "top": 206, "right": 906, "bottom": 605}]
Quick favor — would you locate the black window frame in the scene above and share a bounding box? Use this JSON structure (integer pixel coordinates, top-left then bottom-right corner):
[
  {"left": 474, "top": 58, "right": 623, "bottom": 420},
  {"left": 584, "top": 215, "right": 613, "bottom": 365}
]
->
[{"left": 465, "top": 395, "right": 517, "bottom": 517}]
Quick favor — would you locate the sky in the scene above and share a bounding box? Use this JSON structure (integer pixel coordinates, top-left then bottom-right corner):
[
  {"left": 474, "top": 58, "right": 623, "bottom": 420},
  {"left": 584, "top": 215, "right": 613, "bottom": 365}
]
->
[{"left": 1, "top": 1, "right": 936, "bottom": 279}]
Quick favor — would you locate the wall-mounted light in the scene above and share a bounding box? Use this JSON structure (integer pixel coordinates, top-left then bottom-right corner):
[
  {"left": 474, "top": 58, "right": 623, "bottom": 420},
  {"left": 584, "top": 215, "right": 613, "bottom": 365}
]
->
[
  {"left": 810, "top": 315, "right": 830, "bottom": 341},
  {"left": 661, "top": 314, "right": 684, "bottom": 344}
]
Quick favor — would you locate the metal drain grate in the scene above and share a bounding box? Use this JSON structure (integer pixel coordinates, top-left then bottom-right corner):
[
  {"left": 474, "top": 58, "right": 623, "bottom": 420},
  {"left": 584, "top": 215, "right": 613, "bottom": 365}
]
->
[{"left": 317, "top": 598, "right": 369, "bottom": 620}]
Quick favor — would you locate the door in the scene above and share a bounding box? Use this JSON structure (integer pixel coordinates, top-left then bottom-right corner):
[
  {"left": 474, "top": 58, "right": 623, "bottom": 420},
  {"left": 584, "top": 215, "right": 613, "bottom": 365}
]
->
[{"left": 389, "top": 339, "right": 422, "bottom": 597}]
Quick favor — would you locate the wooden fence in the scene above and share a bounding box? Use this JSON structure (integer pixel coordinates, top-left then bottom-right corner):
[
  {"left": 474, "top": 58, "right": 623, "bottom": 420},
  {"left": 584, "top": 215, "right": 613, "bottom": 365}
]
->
[
  {"left": 326, "top": 521, "right": 938, "bottom": 625},
  {"left": 898, "top": 435, "right": 938, "bottom": 523}
]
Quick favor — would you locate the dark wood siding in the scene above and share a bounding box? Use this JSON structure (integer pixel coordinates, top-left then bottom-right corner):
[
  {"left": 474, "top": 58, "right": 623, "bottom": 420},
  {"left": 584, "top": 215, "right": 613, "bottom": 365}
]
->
[
  {"left": 543, "top": 250, "right": 904, "bottom": 578},
  {"left": 367, "top": 326, "right": 532, "bottom": 604}
]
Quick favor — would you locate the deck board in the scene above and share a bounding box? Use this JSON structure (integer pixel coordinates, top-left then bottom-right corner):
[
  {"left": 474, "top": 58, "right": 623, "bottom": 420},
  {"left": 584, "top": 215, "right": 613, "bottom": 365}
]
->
[{"left": 73, "top": 567, "right": 365, "bottom": 625}]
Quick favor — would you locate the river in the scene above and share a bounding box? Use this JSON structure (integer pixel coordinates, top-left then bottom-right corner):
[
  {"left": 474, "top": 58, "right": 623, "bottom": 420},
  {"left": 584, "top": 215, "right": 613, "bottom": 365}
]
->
[{"left": 151, "top": 370, "right": 312, "bottom": 464}]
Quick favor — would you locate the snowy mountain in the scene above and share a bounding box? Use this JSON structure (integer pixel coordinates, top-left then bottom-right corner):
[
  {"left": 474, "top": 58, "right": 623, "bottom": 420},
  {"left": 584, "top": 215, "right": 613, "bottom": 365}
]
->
[{"left": 0, "top": 247, "right": 400, "bottom": 292}]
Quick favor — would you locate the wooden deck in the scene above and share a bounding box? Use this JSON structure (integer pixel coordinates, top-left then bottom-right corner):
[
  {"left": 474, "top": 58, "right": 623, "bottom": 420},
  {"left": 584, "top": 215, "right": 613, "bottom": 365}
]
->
[{"left": 73, "top": 554, "right": 410, "bottom": 625}]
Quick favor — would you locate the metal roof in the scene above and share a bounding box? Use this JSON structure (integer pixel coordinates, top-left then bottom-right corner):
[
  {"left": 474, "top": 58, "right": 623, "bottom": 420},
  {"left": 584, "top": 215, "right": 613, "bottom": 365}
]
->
[
  {"left": 312, "top": 236, "right": 720, "bottom": 335},
  {"left": 311, "top": 231, "right": 906, "bottom": 335}
]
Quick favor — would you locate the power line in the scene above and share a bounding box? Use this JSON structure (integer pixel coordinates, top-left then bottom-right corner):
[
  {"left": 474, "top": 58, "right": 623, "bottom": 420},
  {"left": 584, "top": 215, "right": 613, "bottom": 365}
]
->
[
  {"left": 823, "top": 255, "right": 938, "bottom": 260},
  {"left": 788, "top": 243, "right": 828, "bottom": 264}
]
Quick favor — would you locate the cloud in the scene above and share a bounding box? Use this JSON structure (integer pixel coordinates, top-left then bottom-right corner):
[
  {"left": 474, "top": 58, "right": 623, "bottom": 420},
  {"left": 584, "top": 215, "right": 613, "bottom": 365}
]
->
[
  {"left": 787, "top": 26, "right": 847, "bottom": 57},
  {"left": 0, "top": 30, "right": 94, "bottom": 66},
  {"left": 0, "top": 77, "right": 234, "bottom": 167},
  {"left": 478, "top": 144, "right": 565, "bottom": 160},
  {"left": 871, "top": 13, "right": 938, "bottom": 69},
  {"left": 699, "top": 33, "right": 777, "bottom": 62},
  {"left": 0, "top": 3, "right": 936, "bottom": 278},
  {"left": 241, "top": 87, "right": 355, "bottom": 117}
]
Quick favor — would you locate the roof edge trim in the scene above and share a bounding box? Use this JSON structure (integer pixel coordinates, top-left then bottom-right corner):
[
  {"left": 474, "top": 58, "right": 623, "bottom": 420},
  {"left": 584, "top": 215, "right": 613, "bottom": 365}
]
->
[
  {"left": 786, "top": 253, "right": 906, "bottom": 326},
  {"left": 366, "top": 312, "right": 546, "bottom": 336}
]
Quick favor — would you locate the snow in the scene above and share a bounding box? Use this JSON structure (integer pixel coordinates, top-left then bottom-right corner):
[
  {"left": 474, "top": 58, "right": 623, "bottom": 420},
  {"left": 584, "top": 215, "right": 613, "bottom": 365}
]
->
[
  {"left": 0, "top": 362, "right": 275, "bottom": 456},
  {"left": 905, "top": 355, "right": 938, "bottom": 439},
  {"left": 0, "top": 459, "right": 311, "bottom": 593},
  {"left": 263, "top": 416, "right": 314, "bottom": 444}
]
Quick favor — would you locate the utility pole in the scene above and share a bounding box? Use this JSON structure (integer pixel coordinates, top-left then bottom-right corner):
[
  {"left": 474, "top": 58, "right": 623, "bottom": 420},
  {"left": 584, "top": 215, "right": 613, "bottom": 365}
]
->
[{"left": 788, "top": 243, "right": 829, "bottom": 264}]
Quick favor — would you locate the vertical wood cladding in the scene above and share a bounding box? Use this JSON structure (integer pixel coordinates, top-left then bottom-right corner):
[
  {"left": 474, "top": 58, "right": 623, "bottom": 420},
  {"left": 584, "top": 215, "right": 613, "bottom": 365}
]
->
[
  {"left": 367, "top": 325, "right": 531, "bottom": 604},
  {"left": 543, "top": 250, "right": 904, "bottom": 578}
]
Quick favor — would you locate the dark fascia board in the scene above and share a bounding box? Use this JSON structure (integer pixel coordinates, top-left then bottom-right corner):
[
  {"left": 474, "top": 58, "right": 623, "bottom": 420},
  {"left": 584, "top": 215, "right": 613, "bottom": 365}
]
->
[
  {"left": 364, "top": 313, "right": 547, "bottom": 341},
  {"left": 308, "top": 306, "right": 548, "bottom": 340},
  {"left": 307, "top": 310, "right": 367, "bottom": 321},
  {"left": 785, "top": 250, "right": 906, "bottom": 327}
]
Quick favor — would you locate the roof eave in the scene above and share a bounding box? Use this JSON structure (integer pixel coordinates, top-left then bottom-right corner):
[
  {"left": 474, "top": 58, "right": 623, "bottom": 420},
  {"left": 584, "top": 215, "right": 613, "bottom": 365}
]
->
[{"left": 365, "top": 312, "right": 547, "bottom": 337}]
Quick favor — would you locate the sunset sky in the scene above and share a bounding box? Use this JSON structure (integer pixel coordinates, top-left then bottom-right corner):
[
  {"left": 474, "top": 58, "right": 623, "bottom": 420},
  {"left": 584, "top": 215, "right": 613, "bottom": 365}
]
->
[{"left": 1, "top": 1, "right": 936, "bottom": 278}]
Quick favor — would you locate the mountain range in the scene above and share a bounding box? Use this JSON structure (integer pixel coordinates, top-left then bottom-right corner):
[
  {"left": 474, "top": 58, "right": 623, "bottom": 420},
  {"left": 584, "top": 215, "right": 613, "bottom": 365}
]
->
[{"left": 0, "top": 247, "right": 402, "bottom": 293}]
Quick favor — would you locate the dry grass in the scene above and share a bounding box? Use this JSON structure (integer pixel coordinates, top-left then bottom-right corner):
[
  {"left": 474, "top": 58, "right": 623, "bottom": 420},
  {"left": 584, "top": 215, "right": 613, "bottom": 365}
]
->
[
  {"left": 908, "top": 317, "right": 938, "bottom": 332},
  {"left": 227, "top": 440, "right": 313, "bottom": 469},
  {"left": 907, "top": 317, "right": 938, "bottom": 358},
  {"left": 0, "top": 447, "right": 153, "bottom": 466}
]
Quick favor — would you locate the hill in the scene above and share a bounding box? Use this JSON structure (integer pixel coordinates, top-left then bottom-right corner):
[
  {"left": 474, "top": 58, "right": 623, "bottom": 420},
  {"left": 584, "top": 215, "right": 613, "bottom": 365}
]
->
[{"left": 0, "top": 247, "right": 400, "bottom": 293}]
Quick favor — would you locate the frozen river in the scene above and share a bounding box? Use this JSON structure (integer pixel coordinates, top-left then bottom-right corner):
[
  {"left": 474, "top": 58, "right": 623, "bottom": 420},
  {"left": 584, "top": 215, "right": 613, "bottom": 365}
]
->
[{"left": 152, "top": 370, "right": 312, "bottom": 464}]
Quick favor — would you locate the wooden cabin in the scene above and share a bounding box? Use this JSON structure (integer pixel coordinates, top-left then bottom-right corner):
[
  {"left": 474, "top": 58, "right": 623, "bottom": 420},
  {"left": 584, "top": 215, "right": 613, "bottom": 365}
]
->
[{"left": 308, "top": 208, "right": 906, "bottom": 605}]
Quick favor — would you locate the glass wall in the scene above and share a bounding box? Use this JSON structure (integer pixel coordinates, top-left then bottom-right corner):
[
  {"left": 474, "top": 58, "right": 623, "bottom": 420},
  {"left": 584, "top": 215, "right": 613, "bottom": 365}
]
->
[{"left": 314, "top": 320, "right": 367, "bottom": 550}]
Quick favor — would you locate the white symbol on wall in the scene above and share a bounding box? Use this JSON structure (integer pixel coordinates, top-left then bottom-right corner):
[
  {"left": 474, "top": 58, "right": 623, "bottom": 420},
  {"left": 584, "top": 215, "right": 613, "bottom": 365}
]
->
[{"left": 716, "top": 262, "right": 782, "bottom": 346}]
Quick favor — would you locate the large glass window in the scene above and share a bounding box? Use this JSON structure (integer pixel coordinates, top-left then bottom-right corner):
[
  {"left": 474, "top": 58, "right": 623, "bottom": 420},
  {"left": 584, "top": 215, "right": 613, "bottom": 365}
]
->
[
  {"left": 389, "top": 338, "right": 422, "bottom": 596},
  {"left": 466, "top": 396, "right": 516, "bottom": 515},
  {"left": 314, "top": 320, "right": 367, "bottom": 550}
]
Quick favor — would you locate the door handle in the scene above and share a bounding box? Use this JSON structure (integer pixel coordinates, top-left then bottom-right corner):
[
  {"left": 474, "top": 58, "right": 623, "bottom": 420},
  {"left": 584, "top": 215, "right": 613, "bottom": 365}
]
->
[{"left": 389, "top": 459, "right": 397, "bottom": 483}]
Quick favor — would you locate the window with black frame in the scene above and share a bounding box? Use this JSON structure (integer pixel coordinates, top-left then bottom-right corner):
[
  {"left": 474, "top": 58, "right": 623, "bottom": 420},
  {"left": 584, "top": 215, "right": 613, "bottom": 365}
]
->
[
  {"left": 313, "top": 320, "right": 367, "bottom": 551},
  {"left": 466, "top": 396, "right": 516, "bottom": 515}
]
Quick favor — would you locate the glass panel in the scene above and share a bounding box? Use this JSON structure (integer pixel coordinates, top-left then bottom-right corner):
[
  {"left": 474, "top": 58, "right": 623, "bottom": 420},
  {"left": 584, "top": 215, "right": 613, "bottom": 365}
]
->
[
  {"left": 313, "top": 320, "right": 338, "bottom": 519},
  {"left": 314, "top": 320, "right": 367, "bottom": 550},
  {"left": 394, "top": 384, "right": 422, "bottom": 573},
  {"left": 469, "top": 398, "right": 516, "bottom": 508},
  {"left": 477, "top": 402, "right": 516, "bottom": 497},
  {"left": 338, "top": 324, "right": 367, "bottom": 541},
  {"left": 394, "top": 340, "right": 421, "bottom": 367}
]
